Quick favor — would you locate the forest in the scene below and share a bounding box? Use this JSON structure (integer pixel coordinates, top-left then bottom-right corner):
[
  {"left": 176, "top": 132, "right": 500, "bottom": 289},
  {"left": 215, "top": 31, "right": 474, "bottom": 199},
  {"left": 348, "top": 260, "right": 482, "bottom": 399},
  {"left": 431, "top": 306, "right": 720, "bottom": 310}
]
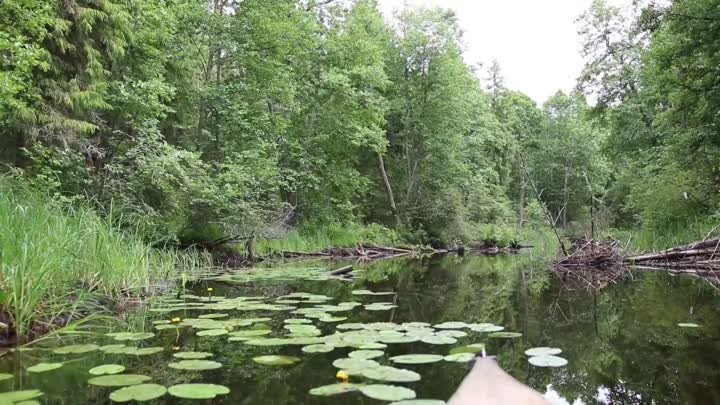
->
[{"left": 2, "top": 0, "right": 718, "bottom": 251}]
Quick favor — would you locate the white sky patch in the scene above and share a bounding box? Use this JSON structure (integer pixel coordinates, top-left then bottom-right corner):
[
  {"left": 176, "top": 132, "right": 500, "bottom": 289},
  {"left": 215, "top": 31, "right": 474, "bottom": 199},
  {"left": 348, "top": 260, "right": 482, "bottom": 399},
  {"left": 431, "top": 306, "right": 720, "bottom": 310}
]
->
[{"left": 378, "top": 0, "right": 633, "bottom": 104}]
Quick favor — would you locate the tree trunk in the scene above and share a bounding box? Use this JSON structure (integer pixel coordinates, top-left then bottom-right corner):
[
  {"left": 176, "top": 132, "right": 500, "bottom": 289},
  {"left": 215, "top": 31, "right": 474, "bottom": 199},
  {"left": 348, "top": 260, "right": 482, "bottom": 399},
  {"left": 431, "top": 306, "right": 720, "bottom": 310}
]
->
[
  {"left": 519, "top": 169, "right": 526, "bottom": 227},
  {"left": 377, "top": 153, "right": 401, "bottom": 228}
]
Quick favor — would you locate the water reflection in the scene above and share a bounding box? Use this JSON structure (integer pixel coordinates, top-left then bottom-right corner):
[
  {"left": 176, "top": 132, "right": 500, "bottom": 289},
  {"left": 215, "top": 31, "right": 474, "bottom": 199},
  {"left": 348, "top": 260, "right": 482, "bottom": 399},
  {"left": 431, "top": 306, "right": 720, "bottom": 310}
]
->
[{"left": 0, "top": 254, "right": 718, "bottom": 405}]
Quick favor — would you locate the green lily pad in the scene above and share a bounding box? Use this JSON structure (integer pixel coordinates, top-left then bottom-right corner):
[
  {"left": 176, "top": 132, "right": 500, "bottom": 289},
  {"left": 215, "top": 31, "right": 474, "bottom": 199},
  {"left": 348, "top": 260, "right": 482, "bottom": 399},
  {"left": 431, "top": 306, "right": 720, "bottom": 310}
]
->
[
  {"left": 421, "top": 335, "right": 457, "bottom": 345},
  {"left": 168, "top": 383, "right": 230, "bottom": 399},
  {"left": 318, "top": 316, "right": 348, "bottom": 323},
  {"left": 389, "top": 400, "right": 446, "bottom": 405},
  {"left": 89, "top": 364, "right": 126, "bottom": 375},
  {"left": 352, "top": 290, "right": 396, "bottom": 296},
  {"left": 337, "top": 323, "right": 365, "bottom": 330},
  {"left": 360, "top": 384, "right": 416, "bottom": 401},
  {"left": 436, "top": 330, "right": 467, "bottom": 338},
  {"left": 109, "top": 384, "right": 167, "bottom": 402},
  {"left": 228, "top": 329, "right": 271, "bottom": 338},
  {"left": 434, "top": 322, "right": 468, "bottom": 329},
  {"left": 52, "top": 344, "right": 100, "bottom": 354},
  {"left": 365, "top": 303, "right": 397, "bottom": 311},
  {"left": 349, "top": 350, "right": 384, "bottom": 360},
  {"left": 382, "top": 335, "right": 420, "bottom": 344},
  {"left": 309, "top": 383, "right": 362, "bottom": 396},
  {"left": 16, "top": 400, "right": 42, "bottom": 405},
  {"left": 107, "top": 332, "right": 155, "bottom": 341},
  {"left": 449, "top": 343, "right": 485, "bottom": 355},
  {"left": 333, "top": 357, "right": 380, "bottom": 371},
  {"left": 444, "top": 353, "right": 475, "bottom": 362},
  {"left": 359, "top": 342, "right": 389, "bottom": 349},
  {"left": 0, "top": 390, "right": 44, "bottom": 403},
  {"left": 196, "top": 329, "right": 228, "bottom": 337},
  {"left": 488, "top": 332, "right": 522, "bottom": 338},
  {"left": 27, "top": 363, "right": 63, "bottom": 373},
  {"left": 253, "top": 355, "right": 301, "bottom": 365},
  {"left": 285, "top": 318, "right": 312, "bottom": 324},
  {"left": 198, "top": 313, "right": 228, "bottom": 319},
  {"left": 524, "top": 347, "right": 562, "bottom": 356},
  {"left": 528, "top": 355, "right": 568, "bottom": 367},
  {"left": 469, "top": 324, "right": 504, "bottom": 333},
  {"left": 302, "top": 344, "right": 335, "bottom": 353},
  {"left": 173, "top": 351, "right": 213, "bottom": 359},
  {"left": 99, "top": 344, "right": 128, "bottom": 353},
  {"left": 390, "top": 354, "right": 444, "bottom": 364},
  {"left": 88, "top": 374, "right": 152, "bottom": 387},
  {"left": 168, "top": 360, "right": 222, "bottom": 371},
  {"left": 0, "top": 373, "right": 13, "bottom": 381},
  {"left": 125, "top": 347, "right": 164, "bottom": 356},
  {"left": 362, "top": 366, "right": 421, "bottom": 382},
  {"left": 678, "top": 323, "right": 701, "bottom": 328}
]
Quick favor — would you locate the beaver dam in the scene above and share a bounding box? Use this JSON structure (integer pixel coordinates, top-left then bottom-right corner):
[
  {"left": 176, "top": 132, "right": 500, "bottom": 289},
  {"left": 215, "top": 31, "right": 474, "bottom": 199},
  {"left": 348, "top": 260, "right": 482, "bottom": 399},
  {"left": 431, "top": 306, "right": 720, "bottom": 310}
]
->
[{"left": 554, "top": 237, "right": 720, "bottom": 290}]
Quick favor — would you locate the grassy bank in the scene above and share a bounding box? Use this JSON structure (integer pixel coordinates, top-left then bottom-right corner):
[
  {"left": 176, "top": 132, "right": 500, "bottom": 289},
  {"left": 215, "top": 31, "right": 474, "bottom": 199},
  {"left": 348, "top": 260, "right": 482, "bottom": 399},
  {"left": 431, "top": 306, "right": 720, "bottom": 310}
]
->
[
  {"left": 0, "top": 180, "right": 205, "bottom": 343},
  {"left": 603, "top": 220, "right": 718, "bottom": 253},
  {"left": 253, "top": 223, "right": 403, "bottom": 257}
]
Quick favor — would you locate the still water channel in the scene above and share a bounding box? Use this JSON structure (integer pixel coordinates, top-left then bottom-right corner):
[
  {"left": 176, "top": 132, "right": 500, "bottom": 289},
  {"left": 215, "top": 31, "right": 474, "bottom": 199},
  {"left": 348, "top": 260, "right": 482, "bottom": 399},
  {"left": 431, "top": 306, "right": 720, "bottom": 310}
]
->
[{"left": 1, "top": 254, "right": 719, "bottom": 405}]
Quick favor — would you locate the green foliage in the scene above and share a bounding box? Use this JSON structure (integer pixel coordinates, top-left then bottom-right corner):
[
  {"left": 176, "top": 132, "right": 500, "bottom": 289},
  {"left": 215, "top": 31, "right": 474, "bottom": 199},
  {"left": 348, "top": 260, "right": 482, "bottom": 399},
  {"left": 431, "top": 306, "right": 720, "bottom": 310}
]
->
[{"left": 0, "top": 178, "right": 205, "bottom": 338}]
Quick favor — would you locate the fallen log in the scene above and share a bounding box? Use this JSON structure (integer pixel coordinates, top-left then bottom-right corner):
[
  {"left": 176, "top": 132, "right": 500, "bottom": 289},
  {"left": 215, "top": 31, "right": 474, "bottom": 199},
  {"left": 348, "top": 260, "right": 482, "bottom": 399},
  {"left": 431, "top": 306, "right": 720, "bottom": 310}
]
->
[
  {"left": 626, "top": 248, "right": 719, "bottom": 263},
  {"left": 330, "top": 265, "right": 354, "bottom": 276}
]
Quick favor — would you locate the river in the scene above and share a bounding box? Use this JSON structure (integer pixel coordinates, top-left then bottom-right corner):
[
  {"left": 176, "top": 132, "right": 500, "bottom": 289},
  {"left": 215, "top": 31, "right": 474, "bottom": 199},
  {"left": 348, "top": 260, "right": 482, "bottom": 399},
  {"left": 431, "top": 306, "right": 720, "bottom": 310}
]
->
[{"left": 1, "top": 254, "right": 718, "bottom": 404}]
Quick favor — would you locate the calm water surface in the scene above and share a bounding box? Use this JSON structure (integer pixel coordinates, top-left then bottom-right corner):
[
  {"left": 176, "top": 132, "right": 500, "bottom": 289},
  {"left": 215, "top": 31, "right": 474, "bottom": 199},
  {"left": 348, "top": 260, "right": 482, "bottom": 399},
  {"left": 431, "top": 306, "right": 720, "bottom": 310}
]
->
[{"left": 1, "top": 254, "right": 719, "bottom": 405}]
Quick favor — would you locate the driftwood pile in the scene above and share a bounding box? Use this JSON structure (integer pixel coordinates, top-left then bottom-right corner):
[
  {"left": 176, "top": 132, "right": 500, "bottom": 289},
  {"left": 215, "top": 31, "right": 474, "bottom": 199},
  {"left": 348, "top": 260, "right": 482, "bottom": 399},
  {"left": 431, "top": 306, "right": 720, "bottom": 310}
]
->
[
  {"left": 279, "top": 245, "right": 415, "bottom": 261},
  {"left": 554, "top": 236, "right": 720, "bottom": 289}
]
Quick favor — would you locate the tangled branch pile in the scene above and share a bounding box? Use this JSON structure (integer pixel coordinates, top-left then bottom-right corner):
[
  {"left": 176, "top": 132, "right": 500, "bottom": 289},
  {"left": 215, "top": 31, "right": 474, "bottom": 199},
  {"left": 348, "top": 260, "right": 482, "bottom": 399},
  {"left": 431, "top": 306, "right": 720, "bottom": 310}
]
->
[
  {"left": 555, "top": 238, "right": 626, "bottom": 268},
  {"left": 626, "top": 238, "right": 720, "bottom": 269}
]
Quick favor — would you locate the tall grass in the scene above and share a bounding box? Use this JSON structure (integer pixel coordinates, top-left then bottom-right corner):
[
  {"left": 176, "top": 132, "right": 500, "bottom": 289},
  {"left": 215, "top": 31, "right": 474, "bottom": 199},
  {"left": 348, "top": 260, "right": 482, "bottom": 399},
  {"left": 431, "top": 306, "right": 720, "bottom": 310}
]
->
[
  {"left": 0, "top": 180, "right": 197, "bottom": 341},
  {"left": 603, "top": 220, "right": 719, "bottom": 253},
  {"left": 254, "top": 222, "right": 402, "bottom": 256}
]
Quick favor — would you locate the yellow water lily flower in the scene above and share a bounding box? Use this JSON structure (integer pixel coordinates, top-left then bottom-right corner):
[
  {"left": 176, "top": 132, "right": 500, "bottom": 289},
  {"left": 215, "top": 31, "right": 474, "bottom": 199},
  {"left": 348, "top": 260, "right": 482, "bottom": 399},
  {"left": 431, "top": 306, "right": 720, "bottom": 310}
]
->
[
  {"left": 171, "top": 317, "right": 181, "bottom": 324},
  {"left": 335, "top": 370, "right": 349, "bottom": 383}
]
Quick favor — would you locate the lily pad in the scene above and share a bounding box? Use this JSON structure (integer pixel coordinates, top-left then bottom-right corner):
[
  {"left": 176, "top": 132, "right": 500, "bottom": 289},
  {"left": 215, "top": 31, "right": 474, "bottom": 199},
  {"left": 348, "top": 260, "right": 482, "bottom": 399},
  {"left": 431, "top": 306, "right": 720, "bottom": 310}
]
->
[
  {"left": 488, "top": 332, "right": 522, "bottom": 338},
  {"left": 469, "top": 324, "right": 504, "bottom": 333},
  {"left": 434, "top": 322, "right": 468, "bottom": 329},
  {"left": 107, "top": 332, "right": 155, "bottom": 341},
  {"left": 253, "top": 355, "right": 301, "bottom": 365},
  {"left": 53, "top": 344, "right": 100, "bottom": 355},
  {"left": 337, "top": 323, "right": 365, "bottom": 330},
  {"left": 365, "top": 303, "right": 397, "bottom": 311},
  {"left": 449, "top": 343, "right": 485, "bottom": 355},
  {"left": 389, "top": 400, "right": 446, "bottom": 405},
  {"left": 196, "top": 329, "right": 228, "bottom": 337},
  {"left": 285, "top": 318, "right": 312, "bottom": 324},
  {"left": 168, "top": 360, "right": 222, "bottom": 371},
  {"left": 109, "top": 384, "right": 167, "bottom": 402},
  {"left": 0, "top": 390, "right": 44, "bottom": 403},
  {"left": 678, "top": 323, "right": 701, "bottom": 328},
  {"left": 349, "top": 350, "right": 384, "bottom": 359},
  {"left": 421, "top": 335, "right": 457, "bottom": 345},
  {"left": 88, "top": 374, "right": 152, "bottom": 387},
  {"left": 352, "top": 290, "right": 396, "bottom": 296},
  {"left": 0, "top": 373, "right": 13, "bottom": 381},
  {"left": 524, "top": 347, "right": 562, "bottom": 357},
  {"left": 362, "top": 366, "right": 421, "bottom": 382},
  {"left": 309, "top": 383, "right": 362, "bottom": 396},
  {"left": 89, "top": 364, "right": 126, "bottom": 375},
  {"left": 302, "top": 344, "right": 335, "bottom": 353},
  {"left": 168, "top": 383, "right": 230, "bottom": 399},
  {"left": 100, "top": 344, "right": 128, "bottom": 353},
  {"left": 27, "top": 363, "right": 63, "bottom": 373},
  {"left": 332, "top": 358, "right": 380, "bottom": 370},
  {"left": 436, "top": 330, "right": 467, "bottom": 338},
  {"left": 173, "top": 351, "right": 213, "bottom": 359},
  {"left": 228, "top": 329, "right": 271, "bottom": 338},
  {"left": 16, "top": 400, "right": 42, "bottom": 405},
  {"left": 198, "top": 313, "right": 228, "bottom": 319},
  {"left": 390, "top": 354, "right": 444, "bottom": 364},
  {"left": 444, "top": 353, "right": 475, "bottom": 362},
  {"left": 382, "top": 336, "right": 420, "bottom": 344},
  {"left": 360, "top": 384, "right": 416, "bottom": 401},
  {"left": 125, "top": 347, "right": 164, "bottom": 356},
  {"left": 528, "top": 355, "right": 568, "bottom": 367}
]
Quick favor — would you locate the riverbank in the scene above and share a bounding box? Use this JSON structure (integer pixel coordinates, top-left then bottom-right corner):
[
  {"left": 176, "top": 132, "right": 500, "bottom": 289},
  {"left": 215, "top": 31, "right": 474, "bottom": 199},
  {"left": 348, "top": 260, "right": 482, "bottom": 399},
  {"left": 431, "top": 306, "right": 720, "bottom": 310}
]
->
[{"left": 0, "top": 181, "right": 210, "bottom": 346}]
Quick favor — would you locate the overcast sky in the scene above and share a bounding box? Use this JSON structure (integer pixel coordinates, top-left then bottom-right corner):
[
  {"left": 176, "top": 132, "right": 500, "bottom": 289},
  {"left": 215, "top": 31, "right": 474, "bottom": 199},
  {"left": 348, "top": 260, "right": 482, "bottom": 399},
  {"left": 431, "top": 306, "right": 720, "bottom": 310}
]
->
[{"left": 378, "top": 0, "right": 632, "bottom": 104}]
